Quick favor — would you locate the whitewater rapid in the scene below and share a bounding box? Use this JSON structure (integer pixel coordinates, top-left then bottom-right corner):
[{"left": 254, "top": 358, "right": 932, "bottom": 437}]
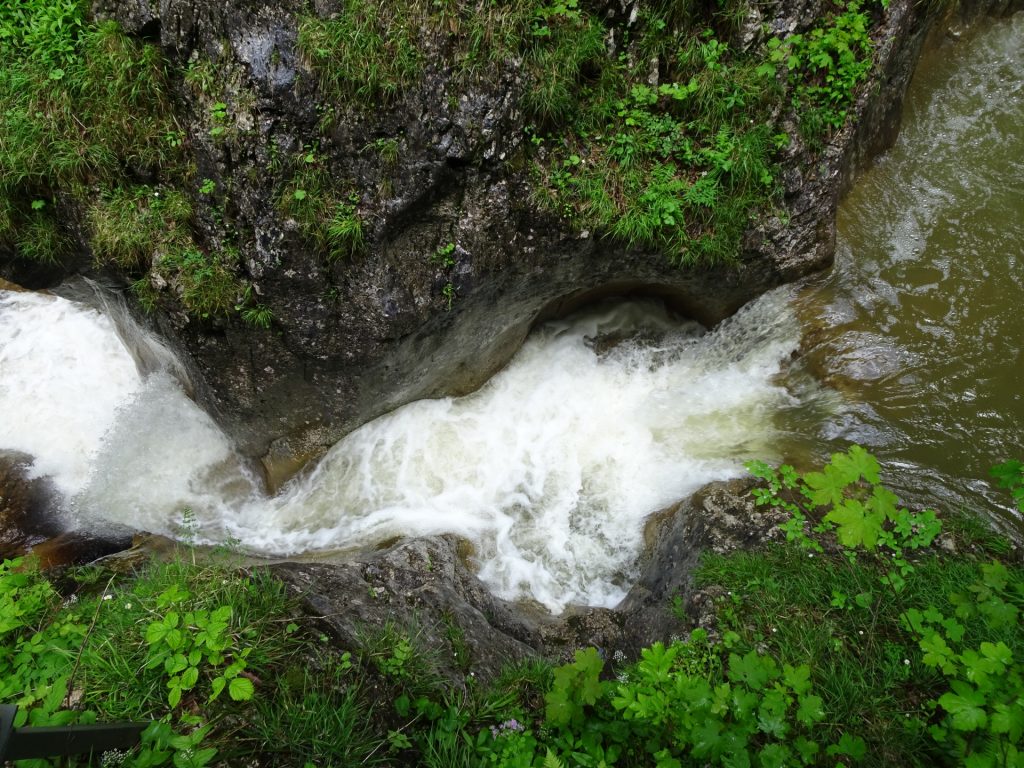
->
[{"left": 0, "top": 286, "right": 811, "bottom": 612}]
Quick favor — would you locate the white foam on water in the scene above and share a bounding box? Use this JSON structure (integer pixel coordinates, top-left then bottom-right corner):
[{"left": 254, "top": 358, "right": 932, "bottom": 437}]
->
[
  {"left": 0, "top": 286, "right": 808, "bottom": 613},
  {"left": 72, "top": 372, "right": 261, "bottom": 538},
  {"left": 227, "top": 291, "right": 804, "bottom": 612},
  {"left": 0, "top": 290, "right": 145, "bottom": 495}
]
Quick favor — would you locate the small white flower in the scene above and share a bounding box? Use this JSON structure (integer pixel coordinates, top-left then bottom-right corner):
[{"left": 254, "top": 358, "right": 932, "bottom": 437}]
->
[
  {"left": 858, "top": 630, "right": 864, "bottom": 636},
  {"left": 103, "top": 594, "right": 113, "bottom": 601},
  {"left": 904, "top": 659, "right": 910, "bottom": 665},
  {"left": 124, "top": 603, "right": 132, "bottom": 610},
  {"left": 808, "top": 553, "right": 814, "bottom": 558}
]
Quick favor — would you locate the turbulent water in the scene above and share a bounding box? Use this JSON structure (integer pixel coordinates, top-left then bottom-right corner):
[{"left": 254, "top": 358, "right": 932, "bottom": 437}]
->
[
  {"left": 0, "top": 288, "right": 809, "bottom": 613},
  {"left": 1, "top": 13, "right": 1021, "bottom": 613}
]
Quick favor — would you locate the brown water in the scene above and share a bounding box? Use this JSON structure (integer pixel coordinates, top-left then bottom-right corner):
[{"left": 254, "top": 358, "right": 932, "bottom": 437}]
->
[{"left": 791, "top": 13, "right": 1024, "bottom": 533}]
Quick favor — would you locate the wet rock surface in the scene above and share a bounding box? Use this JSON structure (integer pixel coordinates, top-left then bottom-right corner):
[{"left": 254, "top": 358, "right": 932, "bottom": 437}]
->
[
  {"left": 0, "top": 452, "right": 64, "bottom": 558},
  {"left": 270, "top": 478, "right": 785, "bottom": 674}
]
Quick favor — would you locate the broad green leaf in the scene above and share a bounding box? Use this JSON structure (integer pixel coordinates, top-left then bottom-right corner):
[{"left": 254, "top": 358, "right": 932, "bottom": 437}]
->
[
  {"left": 783, "top": 664, "right": 811, "bottom": 695},
  {"left": 728, "top": 651, "right": 777, "bottom": 690},
  {"left": 146, "top": 622, "right": 169, "bottom": 645},
  {"left": 865, "top": 484, "right": 899, "bottom": 522},
  {"left": 692, "top": 718, "right": 725, "bottom": 758},
  {"left": 757, "top": 690, "right": 788, "bottom": 738},
  {"left": 801, "top": 469, "right": 846, "bottom": 508},
  {"left": 920, "top": 632, "right": 956, "bottom": 674},
  {"left": 164, "top": 629, "right": 184, "bottom": 651},
  {"left": 832, "top": 444, "right": 880, "bottom": 485},
  {"left": 938, "top": 690, "right": 987, "bottom": 731},
  {"left": 793, "top": 737, "right": 819, "bottom": 764},
  {"left": 228, "top": 676, "right": 254, "bottom": 701},
  {"left": 180, "top": 666, "right": 199, "bottom": 689},
  {"left": 758, "top": 743, "right": 790, "bottom": 768},
  {"left": 981, "top": 562, "right": 1009, "bottom": 591},
  {"left": 991, "top": 702, "right": 1024, "bottom": 741},
  {"left": 796, "top": 694, "right": 824, "bottom": 725},
  {"left": 211, "top": 606, "right": 231, "bottom": 623},
  {"left": 825, "top": 498, "right": 885, "bottom": 550},
  {"left": 979, "top": 597, "right": 1019, "bottom": 628},
  {"left": 209, "top": 676, "right": 226, "bottom": 702},
  {"left": 964, "top": 754, "right": 994, "bottom": 768},
  {"left": 980, "top": 641, "right": 1013, "bottom": 668},
  {"left": 826, "top": 733, "right": 867, "bottom": 760}
]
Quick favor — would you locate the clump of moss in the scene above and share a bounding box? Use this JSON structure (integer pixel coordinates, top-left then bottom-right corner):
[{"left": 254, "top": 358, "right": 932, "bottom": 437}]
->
[
  {"left": 279, "top": 156, "right": 364, "bottom": 261},
  {"left": 0, "top": 3, "right": 181, "bottom": 263}
]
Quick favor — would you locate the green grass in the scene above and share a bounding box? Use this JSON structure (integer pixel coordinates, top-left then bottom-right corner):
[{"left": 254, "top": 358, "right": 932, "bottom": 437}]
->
[
  {"left": 157, "top": 246, "right": 244, "bottom": 318},
  {"left": 0, "top": 6, "right": 179, "bottom": 261},
  {"left": 279, "top": 159, "right": 364, "bottom": 260},
  {"left": 694, "top": 543, "right": 1024, "bottom": 766},
  {"left": 296, "top": 0, "right": 425, "bottom": 104},
  {"left": 241, "top": 659, "right": 385, "bottom": 766},
  {"left": 88, "top": 186, "right": 192, "bottom": 269}
]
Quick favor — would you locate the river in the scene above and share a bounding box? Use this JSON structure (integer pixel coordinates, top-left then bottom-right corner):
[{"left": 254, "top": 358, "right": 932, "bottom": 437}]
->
[
  {"left": 791, "top": 13, "right": 1024, "bottom": 531},
  {"left": 0, "top": 12, "right": 1020, "bottom": 613}
]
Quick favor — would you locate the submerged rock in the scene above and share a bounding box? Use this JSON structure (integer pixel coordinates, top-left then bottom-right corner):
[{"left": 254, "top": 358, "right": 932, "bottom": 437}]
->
[{"left": 0, "top": 452, "right": 63, "bottom": 558}]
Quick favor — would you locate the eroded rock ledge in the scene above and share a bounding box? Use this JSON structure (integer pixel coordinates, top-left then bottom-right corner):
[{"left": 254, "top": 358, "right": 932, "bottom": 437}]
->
[{"left": 270, "top": 479, "right": 787, "bottom": 680}]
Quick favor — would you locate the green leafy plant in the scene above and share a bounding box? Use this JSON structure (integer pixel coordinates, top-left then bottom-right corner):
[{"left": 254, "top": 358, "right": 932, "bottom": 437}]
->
[
  {"left": 729, "top": 449, "right": 1024, "bottom": 765},
  {"left": 239, "top": 303, "right": 274, "bottom": 329},
  {"left": 368, "top": 137, "right": 400, "bottom": 166},
  {"left": 208, "top": 102, "right": 228, "bottom": 137},
  {"left": 142, "top": 589, "right": 254, "bottom": 708},
  {"left": 761, "top": 1, "right": 875, "bottom": 145},
  {"left": 279, "top": 159, "right": 364, "bottom": 259},
  {"left": 88, "top": 186, "right": 192, "bottom": 269},
  {"left": 747, "top": 445, "right": 941, "bottom": 590},
  {"left": 991, "top": 460, "right": 1024, "bottom": 513},
  {"left": 433, "top": 241, "right": 456, "bottom": 267},
  {"left": 156, "top": 246, "right": 242, "bottom": 318}
]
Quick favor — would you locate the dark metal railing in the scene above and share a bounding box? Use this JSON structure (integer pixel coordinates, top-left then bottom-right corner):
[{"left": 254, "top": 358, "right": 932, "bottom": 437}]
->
[{"left": 0, "top": 705, "right": 147, "bottom": 762}]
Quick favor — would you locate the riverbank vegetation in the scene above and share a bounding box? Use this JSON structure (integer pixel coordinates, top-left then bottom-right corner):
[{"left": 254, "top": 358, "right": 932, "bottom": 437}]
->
[
  {"left": 3, "top": 0, "right": 887, "bottom": 321},
  {"left": 296, "top": 0, "right": 883, "bottom": 265},
  {"left": 0, "top": 0, "right": 266, "bottom": 322},
  {"left": 2, "top": 448, "right": 1021, "bottom": 767}
]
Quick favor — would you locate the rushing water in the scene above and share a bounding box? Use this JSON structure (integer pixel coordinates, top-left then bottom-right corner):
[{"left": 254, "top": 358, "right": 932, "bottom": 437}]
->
[
  {"left": 0, "top": 287, "right": 809, "bottom": 613},
  {"left": 792, "top": 14, "right": 1024, "bottom": 530},
  {"left": 0, "top": 13, "right": 1021, "bottom": 612}
]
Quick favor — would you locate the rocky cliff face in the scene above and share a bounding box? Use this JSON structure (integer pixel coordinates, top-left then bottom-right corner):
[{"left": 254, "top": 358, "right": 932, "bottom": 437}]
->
[{"left": 2, "top": 0, "right": 943, "bottom": 480}]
